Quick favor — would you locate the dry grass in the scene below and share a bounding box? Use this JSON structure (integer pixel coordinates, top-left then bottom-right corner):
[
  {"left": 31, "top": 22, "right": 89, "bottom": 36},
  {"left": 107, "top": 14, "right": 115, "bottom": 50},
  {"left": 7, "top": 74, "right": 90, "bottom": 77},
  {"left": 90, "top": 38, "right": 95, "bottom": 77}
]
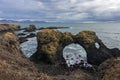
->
[
  {"left": 99, "top": 57, "right": 120, "bottom": 80},
  {"left": 0, "top": 30, "right": 50, "bottom": 80},
  {"left": 0, "top": 24, "right": 20, "bottom": 31}
]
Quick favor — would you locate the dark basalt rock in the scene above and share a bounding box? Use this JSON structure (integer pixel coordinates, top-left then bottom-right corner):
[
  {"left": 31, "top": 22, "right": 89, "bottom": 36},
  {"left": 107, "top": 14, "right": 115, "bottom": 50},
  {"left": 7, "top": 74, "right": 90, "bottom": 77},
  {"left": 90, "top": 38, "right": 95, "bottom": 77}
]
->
[
  {"left": 17, "top": 33, "right": 26, "bottom": 36},
  {"left": 24, "top": 24, "right": 36, "bottom": 32},
  {"left": 18, "top": 33, "right": 36, "bottom": 44},
  {"left": 30, "top": 29, "right": 120, "bottom": 66},
  {"left": 25, "top": 33, "right": 36, "bottom": 38},
  {"left": 19, "top": 37, "right": 28, "bottom": 44},
  {"left": 39, "top": 26, "right": 69, "bottom": 30}
]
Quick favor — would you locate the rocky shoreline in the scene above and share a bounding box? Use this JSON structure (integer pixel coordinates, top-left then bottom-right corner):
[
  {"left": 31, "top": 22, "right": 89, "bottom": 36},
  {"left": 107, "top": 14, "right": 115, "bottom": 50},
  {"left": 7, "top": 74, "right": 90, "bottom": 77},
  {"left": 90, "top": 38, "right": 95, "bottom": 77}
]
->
[{"left": 0, "top": 24, "right": 120, "bottom": 80}]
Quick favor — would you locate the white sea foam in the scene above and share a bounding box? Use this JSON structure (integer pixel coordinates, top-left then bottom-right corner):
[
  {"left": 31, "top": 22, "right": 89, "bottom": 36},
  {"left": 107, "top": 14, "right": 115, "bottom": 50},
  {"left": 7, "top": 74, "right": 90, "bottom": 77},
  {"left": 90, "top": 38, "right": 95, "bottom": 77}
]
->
[
  {"left": 20, "top": 37, "right": 37, "bottom": 57},
  {"left": 63, "top": 43, "right": 88, "bottom": 67}
]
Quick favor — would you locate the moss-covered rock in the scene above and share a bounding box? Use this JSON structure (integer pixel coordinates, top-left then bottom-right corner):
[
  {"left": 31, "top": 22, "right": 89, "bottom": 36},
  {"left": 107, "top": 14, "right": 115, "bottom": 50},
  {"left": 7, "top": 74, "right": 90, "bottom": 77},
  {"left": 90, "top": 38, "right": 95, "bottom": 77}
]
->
[
  {"left": 30, "top": 29, "right": 63, "bottom": 63},
  {"left": 37, "top": 29, "right": 62, "bottom": 44},
  {"left": 37, "top": 29, "right": 62, "bottom": 55},
  {"left": 99, "top": 57, "right": 120, "bottom": 80},
  {"left": 61, "top": 32, "right": 74, "bottom": 46},
  {"left": 75, "top": 30, "right": 96, "bottom": 47},
  {"left": 31, "top": 29, "right": 120, "bottom": 66}
]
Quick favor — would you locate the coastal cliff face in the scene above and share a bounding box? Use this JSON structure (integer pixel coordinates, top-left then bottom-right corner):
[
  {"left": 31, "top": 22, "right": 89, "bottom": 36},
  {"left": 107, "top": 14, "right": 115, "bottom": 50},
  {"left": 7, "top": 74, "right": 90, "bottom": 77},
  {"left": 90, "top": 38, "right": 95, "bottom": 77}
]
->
[
  {"left": 0, "top": 24, "right": 49, "bottom": 80},
  {"left": 30, "top": 29, "right": 120, "bottom": 66}
]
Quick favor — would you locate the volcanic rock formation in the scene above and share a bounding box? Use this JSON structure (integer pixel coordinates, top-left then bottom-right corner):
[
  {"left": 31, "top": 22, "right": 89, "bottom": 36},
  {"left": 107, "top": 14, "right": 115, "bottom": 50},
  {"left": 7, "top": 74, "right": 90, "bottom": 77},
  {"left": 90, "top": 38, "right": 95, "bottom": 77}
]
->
[{"left": 30, "top": 29, "right": 120, "bottom": 66}]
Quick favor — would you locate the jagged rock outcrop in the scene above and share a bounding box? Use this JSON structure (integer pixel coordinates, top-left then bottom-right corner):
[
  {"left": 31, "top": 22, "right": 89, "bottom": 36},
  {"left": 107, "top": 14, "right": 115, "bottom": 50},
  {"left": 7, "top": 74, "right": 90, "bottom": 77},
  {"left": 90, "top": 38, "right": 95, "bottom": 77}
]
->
[
  {"left": 30, "top": 29, "right": 120, "bottom": 66},
  {"left": 0, "top": 25, "right": 50, "bottom": 80},
  {"left": 99, "top": 57, "right": 120, "bottom": 80},
  {"left": 24, "top": 24, "right": 36, "bottom": 32}
]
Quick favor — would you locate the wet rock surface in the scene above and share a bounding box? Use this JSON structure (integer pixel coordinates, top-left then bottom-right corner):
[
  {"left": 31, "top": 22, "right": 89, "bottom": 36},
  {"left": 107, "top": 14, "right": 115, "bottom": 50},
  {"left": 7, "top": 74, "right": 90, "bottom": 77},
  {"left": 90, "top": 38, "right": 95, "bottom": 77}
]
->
[
  {"left": 17, "top": 33, "right": 26, "bottom": 36},
  {"left": 26, "top": 33, "right": 36, "bottom": 38},
  {"left": 39, "top": 26, "right": 69, "bottom": 30},
  {"left": 17, "top": 31, "right": 36, "bottom": 44},
  {"left": 19, "top": 37, "right": 28, "bottom": 43}
]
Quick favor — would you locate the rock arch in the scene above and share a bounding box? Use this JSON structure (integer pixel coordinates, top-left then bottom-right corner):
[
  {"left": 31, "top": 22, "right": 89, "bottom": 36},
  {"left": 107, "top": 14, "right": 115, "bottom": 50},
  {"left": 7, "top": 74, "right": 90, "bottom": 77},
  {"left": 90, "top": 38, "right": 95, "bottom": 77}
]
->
[{"left": 30, "top": 29, "right": 120, "bottom": 66}]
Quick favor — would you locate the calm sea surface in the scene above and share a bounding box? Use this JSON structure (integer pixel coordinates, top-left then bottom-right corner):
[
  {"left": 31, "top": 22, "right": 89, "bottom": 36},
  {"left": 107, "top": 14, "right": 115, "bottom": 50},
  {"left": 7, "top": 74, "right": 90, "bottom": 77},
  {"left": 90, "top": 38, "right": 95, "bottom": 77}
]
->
[{"left": 18, "top": 23, "right": 120, "bottom": 57}]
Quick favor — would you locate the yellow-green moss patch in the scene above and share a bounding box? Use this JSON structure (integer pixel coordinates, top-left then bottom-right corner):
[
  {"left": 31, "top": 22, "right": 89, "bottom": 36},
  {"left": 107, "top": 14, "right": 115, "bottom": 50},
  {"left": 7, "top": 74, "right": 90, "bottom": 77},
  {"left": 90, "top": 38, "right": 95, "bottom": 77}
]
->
[{"left": 76, "top": 30, "right": 96, "bottom": 44}]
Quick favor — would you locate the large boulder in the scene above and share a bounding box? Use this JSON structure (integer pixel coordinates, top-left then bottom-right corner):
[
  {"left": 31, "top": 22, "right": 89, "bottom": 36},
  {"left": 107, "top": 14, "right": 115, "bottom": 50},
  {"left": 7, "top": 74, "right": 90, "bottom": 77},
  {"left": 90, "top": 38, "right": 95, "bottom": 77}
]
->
[
  {"left": 30, "top": 29, "right": 120, "bottom": 66},
  {"left": 99, "top": 57, "right": 120, "bottom": 80},
  {"left": 24, "top": 24, "right": 36, "bottom": 32}
]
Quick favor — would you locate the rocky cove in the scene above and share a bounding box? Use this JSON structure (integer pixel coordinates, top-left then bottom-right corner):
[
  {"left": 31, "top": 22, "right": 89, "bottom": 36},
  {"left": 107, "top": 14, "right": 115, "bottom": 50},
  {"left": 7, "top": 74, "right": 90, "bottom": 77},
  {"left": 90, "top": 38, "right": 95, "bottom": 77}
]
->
[{"left": 0, "top": 24, "right": 120, "bottom": 80}]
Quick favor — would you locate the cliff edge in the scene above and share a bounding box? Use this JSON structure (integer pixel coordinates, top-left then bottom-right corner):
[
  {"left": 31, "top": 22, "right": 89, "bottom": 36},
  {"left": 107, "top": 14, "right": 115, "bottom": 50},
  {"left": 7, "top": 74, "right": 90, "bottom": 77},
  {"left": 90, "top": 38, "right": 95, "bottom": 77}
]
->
[{"left": 0, "top": 24, "right": 49, "bottom": 80}]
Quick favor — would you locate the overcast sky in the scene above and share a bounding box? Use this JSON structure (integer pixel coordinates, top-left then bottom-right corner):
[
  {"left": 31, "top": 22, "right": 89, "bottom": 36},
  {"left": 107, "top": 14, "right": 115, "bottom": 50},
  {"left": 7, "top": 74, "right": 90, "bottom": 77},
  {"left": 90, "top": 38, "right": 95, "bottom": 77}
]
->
[{"left": 0, "top": 0, "right": 120, "bottom": 22}]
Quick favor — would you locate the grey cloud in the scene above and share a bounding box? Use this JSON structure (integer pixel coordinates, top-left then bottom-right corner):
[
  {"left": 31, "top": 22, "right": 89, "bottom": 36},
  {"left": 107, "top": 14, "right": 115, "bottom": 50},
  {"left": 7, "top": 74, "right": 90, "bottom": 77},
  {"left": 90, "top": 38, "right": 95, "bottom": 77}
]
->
[{"left": 0, "top": 0, "right": 120, "bottom": 22}]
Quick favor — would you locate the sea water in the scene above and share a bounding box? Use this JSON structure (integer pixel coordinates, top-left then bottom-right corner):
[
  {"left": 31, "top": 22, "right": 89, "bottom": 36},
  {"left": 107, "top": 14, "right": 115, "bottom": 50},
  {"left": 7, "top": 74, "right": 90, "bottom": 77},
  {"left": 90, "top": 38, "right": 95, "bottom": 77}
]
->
[{"left": 18, "top": 22, "right": 120, "bottom": 59}]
